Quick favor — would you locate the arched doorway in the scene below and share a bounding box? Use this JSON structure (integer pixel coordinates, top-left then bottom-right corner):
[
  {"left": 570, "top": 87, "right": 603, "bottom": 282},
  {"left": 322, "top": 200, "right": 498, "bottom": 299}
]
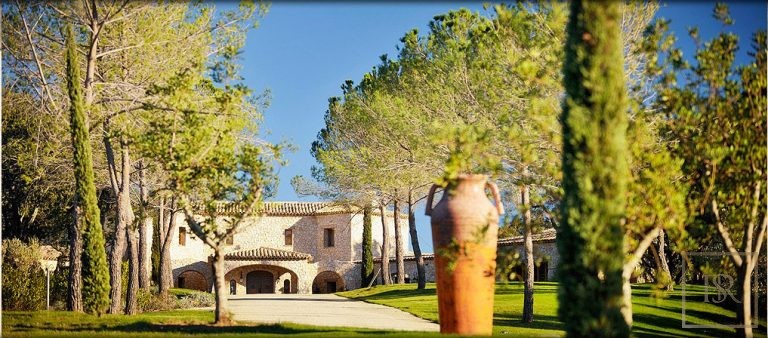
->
[
  {"left": 312, "top": 271, "right": 344, "bottom": 294},
  {"left": 177, "top": 270, "right": 208, "bottom": 291},
  {"left": 246, "top": 270, "right": 274, "bottom": 294},
  {"left": 283, "top": 279, "right": 291, "bottom": 294}
]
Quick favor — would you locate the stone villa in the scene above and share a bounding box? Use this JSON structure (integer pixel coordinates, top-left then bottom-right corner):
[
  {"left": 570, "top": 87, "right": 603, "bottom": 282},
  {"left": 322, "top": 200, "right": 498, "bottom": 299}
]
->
[
  {"left": 171, "top": 201, "right": 557, "bottom": 294},
  {"left": 171, "top": 202, "right": 425, "bottom": 294}
]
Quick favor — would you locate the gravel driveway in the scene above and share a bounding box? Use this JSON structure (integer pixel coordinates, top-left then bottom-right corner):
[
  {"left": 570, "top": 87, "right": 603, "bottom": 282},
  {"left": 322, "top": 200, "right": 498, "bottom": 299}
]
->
[{"left": 228, "top": 293, "right": 439, "bottom": 332}]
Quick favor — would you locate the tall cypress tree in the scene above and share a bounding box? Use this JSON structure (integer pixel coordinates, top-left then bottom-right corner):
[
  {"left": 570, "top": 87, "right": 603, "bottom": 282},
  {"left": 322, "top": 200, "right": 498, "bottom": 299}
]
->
[
  {"left": 361, "top": 204, "right": 374, "bottom": 286},
  {"left": 558, "top": 1, "right": 630, "bottom": 336},
  {"left": 66, "top": 24, "right": 111, "bottom": 316}
]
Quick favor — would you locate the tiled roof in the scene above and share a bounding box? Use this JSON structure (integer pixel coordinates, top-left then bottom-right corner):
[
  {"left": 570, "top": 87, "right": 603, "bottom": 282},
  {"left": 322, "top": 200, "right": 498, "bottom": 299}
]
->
[
  {"left": 203, "top": 201, "right": 337, "bottom": 216},
  {"left": 497, "top": 228, "right": 557, "bottom": 246},
  {"left": 204, "top": 201, "right": 406, "bottom": 218},
  {"left": 224, "top": 247, "right": 312, "bottom": 261},
  {"left": 373, "top": 253, "right": 435, "bottom": 263}
]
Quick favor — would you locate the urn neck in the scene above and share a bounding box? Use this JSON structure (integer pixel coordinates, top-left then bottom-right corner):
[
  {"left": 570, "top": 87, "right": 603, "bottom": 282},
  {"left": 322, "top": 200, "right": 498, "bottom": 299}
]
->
[{"left": 449, "top": 174, "right": 488, "bottom": 196}]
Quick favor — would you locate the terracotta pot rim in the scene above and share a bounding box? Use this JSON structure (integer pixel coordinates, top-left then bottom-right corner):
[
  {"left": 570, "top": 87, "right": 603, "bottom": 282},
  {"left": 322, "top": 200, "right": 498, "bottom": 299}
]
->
[{"left": 456, "top": 173, "right": 489, "bottom": 181}]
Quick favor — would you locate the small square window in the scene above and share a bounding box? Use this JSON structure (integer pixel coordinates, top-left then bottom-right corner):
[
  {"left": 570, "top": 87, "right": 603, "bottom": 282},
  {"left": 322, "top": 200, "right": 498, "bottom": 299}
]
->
[
  {"left": 225, "top": 235, "right": 234, "bottom": 245},
  {"left": 285, "top": 229, "right": 293, "bottom": 246},
  {"left": 178, "top": 227, "right": 186, "bottom": 246},
  {"left": 324, "top": 228, "right": 335, "bottom": 247}
]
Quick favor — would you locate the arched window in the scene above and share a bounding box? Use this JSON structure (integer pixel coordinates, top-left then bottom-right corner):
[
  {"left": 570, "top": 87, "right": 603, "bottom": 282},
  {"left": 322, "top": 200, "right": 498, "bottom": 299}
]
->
[
  {"left": 230, "top": 280, "right": 237, "bottom": 295},
  {"left": 283, "top": 279, "right": 291, "bottom": 294}
]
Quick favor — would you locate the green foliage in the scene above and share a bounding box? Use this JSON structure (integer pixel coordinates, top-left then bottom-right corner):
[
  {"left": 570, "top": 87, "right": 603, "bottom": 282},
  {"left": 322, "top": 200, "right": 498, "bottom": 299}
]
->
[
  {"left": 136, "top": 288, "right": 215, "bottom": 312},
  {"left": 642, "top": 5, "right": 766, "bottom": 335},
  {"left": 433, "top": 124, "right": 500, "bottom": 190},
  {"left": 65, "top": 24, "right": 110, "bottom": 316},
  {"left": 558, "top": 1, "right": 630, "bottom": 336},
  {"left": 1, "top": 90, "right": 73, "bottom": 244},
  {"left": 645, "top": 4, "right": 767, "bottom": 252},
  {"left": 138, "top": 48, "right": 285, "bottom": 246},
  {"left": 1, "top": 238, "right": 46, "bottom": 310},
  {"left": 361, "top": 205, "right": 374, "bottom": 286}
]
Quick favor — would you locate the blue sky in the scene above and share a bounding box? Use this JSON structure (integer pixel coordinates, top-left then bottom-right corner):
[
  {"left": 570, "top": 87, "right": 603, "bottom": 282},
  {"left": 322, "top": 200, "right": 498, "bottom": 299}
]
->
[{"left": 237, "top": 2, "right": 766, "bottom": 253}]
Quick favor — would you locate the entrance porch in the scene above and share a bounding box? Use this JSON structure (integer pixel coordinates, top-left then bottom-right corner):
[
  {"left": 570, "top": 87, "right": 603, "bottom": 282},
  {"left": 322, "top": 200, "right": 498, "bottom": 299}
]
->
[{"left": 222, "top": 247, "right": 318, "bottom": 294}]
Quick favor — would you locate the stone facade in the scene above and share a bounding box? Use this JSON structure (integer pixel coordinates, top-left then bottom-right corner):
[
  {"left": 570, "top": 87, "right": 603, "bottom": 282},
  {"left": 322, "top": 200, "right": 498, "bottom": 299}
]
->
[
  {"left": 496, "top": 228, "right": 559, "bottom": 281},
  {"left": 170, "top": 202, "right": 410, "bottom": 294}
]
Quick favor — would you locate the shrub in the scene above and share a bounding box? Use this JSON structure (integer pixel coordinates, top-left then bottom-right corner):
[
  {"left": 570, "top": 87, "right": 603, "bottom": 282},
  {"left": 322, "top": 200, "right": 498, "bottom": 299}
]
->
[
  {"left": 137, "top": 287, "right": 214, "bottom": 312},
  {"left": 2, "top": 238, "right": 46, "bottom": 310},
  {"left": 174, "top": 289, "right": 215, "bottom": 308},
  {"left": 137, "top": 288, "right": 174, "bottom": 312}
]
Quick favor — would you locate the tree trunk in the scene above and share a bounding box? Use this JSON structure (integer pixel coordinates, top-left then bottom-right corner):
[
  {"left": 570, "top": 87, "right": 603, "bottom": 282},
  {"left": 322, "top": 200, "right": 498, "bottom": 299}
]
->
[
  {"left": 159, "top": 201, "right": 176, "bottom": 296},
  {"left": 361, "top": 204, "right": 374, "bottom": 286},
  {"left": 125, "top": 226, "right": 139, "bottom": 314},
  {"left": 212, "top": 249, "right": 231, "bottom": 325},
  {"left": 393, "top": 199, "right": 405, "bottom": 284},
  {"left": 156, "top": 197, "right": 165, "bottom": 287},
  {"left": 737, "top": 260, "right": 755, "bottom": 338},
  {"left": 521, "top": 184, "right": 535, "bottom": 323},
  {"left": 138, "top": 161, "right": 152, "bottom": 290},
  {"left": 408, "top": 191, "right": 426, "bottom": 289},
  {"left": 621, "top": 276, "right": 633, "bottom": 328},
  {"left": 656, "top": 229, "right": 672, "bottom": 290},
  {"left": 380, "top": 203, "right": 391, "bottom": 285},
  {"left": 67, "top": 204, "right": 84, "bottom": 312},
  {"left": 621, "top": 227, "right": 661, "bottom": 328},
  {"left": 139, "top": 217, "right": 152, "bottom": 289},
  {"left": 106, "top": 139, "right": 134, "bottom": 314}
]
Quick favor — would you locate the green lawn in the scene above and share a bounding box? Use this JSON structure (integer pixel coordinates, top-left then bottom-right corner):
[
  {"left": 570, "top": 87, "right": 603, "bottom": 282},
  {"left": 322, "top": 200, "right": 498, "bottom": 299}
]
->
[
  {"left": 4, "top": 283, "right": 764, "bottom": 337},
  {"left": 338, "top": 282, "right": 767, "bottom": 337},
  {"left": 1, "top": 310, "right": 431, "bottom": 337}
]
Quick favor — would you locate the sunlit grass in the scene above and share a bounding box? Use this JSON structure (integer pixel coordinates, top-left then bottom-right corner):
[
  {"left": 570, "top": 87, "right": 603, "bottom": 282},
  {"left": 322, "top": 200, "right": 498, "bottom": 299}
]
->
[
  {"left": 1, "top": 310, "right": 432, "bottom": 337},
  {"left": 339, "top": 282, "right": 766, "bottom": 337}
]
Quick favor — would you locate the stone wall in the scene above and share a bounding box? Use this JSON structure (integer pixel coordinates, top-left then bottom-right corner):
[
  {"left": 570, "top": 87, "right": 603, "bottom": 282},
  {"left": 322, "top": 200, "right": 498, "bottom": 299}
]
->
[
  {"left": 497, "top": 241, "right": 559, "bottom": 281},
  {"left": 349, "top": 212, "right": 411, "bottom": 261}
]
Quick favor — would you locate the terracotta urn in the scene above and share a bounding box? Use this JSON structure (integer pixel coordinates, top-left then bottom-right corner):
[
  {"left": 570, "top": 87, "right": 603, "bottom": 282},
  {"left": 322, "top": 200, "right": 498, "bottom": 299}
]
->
[{"left": 426, "top": 174, "right": 503, "bottom": 335}]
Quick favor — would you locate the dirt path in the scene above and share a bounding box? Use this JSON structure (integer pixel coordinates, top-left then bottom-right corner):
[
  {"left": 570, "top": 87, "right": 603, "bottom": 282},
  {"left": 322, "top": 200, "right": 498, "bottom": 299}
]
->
[{"left": 228, "top": 293, "right": 439, "bottom": 331}]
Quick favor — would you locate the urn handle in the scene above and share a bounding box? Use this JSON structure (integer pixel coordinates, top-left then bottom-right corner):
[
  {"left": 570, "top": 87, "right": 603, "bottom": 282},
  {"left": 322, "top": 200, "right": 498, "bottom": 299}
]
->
[
  {"left": 486, "top": 182, "right": 504, "bottom": 215},
  {"left": 424, "top": 184, "right": 439, "bottom": 216}
]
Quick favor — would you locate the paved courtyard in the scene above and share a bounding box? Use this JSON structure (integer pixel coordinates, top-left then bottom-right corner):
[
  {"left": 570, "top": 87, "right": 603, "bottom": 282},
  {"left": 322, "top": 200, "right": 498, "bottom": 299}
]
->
[{"left": 228, "top": 293, "right": 439, "bottom": 331}]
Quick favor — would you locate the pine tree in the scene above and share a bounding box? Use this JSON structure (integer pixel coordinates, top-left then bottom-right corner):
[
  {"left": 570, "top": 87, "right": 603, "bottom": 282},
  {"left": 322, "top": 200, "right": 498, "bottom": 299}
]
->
[
  {"left": 65, "top": 24, "right": 111, "bottom": 316},
  {"left": 558, "top": 1, "right": 630, "bottom": 336},
  {"left": 361, "top": 204, "right": 374, "bottom": 286}
]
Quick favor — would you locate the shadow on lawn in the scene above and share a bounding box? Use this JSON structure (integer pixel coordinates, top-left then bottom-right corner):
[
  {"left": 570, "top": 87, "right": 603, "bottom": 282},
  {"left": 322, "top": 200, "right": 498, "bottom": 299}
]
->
[
  {"left": 14, "top": 321, "right": 392, "bottom": 335},
  {"left": 632, "top": 312, "right": 735, "bottom": 338},
  {"left": 641, "top": 302, "right": 736, "bottom": 324},
  {"left": 493, "top": 314, "right": 563, "bottom": 331}
]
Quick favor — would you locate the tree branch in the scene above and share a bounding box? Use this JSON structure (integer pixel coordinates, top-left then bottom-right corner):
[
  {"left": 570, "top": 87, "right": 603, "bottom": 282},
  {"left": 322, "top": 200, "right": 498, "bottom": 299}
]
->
[
  {"left": 745, "top": 181, "right": 761, "bottom": 257},
  {"left": 16, "top": 1, "right": 56, "bottom": 107},
  {"left": 712, "top": 198, "right": 743, "bottom": 267},
  {"left": 623, "top": 226, "right": 661, "bottom": 278}
]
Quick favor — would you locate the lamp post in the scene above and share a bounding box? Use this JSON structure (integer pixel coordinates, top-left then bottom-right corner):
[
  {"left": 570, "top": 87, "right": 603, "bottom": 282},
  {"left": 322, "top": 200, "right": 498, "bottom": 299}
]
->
[{"left": 39, "top": 246, "right": 62, "bottom": 310}]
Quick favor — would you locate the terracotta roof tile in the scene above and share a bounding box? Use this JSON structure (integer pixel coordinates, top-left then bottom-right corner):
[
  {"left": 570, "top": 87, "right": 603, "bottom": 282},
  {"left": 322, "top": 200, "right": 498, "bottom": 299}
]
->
[
  {"left": 224, "top": 247, "right": 312, "bottom": 261},
  {"left": 373, "top": 253, "right": 435, "bottom": 263},
  {"left": 497, "top": 228, "right": 557, "bottom": 246},
  {"left": 204, "top": 201, "right": 406, "bottom": 218}
]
